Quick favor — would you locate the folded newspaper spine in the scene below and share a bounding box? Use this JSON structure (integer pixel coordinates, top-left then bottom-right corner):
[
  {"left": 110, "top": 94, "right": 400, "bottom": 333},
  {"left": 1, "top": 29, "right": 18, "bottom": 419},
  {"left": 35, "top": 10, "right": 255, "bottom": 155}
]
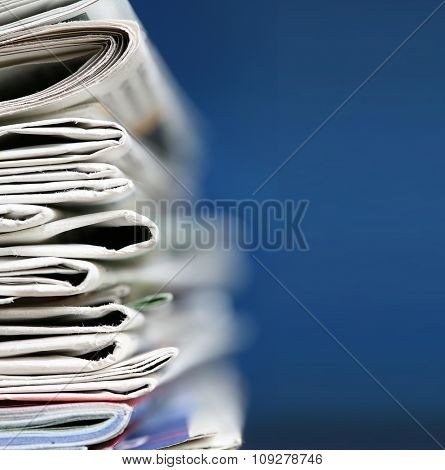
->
[{"left": 0, "top": 0, "right": 243, "bottom": 451}]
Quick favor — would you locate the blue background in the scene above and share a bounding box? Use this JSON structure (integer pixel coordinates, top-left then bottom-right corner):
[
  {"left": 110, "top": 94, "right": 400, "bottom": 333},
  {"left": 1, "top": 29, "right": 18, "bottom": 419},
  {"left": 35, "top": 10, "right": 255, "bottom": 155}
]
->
[{"left": 133, "top": 1, "right": 445, "bottom": 449}]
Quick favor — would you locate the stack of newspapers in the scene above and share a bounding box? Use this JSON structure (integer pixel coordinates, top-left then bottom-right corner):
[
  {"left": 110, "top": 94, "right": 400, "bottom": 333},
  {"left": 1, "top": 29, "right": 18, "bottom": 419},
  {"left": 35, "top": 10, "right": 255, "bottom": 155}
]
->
[{"left": 0, "top": 0, "right": 244, "bottom": 450}]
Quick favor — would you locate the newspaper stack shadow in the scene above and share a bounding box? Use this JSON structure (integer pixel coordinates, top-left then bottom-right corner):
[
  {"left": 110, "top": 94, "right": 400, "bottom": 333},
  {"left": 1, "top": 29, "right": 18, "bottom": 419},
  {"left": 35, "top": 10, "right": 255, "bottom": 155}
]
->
[{"left": 0, "top": 0, "right": 245, "bottom": 450}]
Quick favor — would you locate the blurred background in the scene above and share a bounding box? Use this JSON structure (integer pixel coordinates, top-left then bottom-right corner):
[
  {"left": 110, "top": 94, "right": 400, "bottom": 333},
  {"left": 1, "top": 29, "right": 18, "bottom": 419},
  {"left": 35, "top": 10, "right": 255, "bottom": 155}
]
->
[{"left": 132, "top": 0, "right": 445, "bottom": 449}]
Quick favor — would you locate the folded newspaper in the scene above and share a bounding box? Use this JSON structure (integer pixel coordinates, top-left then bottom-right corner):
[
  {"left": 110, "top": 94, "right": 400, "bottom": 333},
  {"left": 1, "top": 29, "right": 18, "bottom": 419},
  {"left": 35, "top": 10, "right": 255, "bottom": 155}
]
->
[
  {"left": 0, "top": 364, "right": 242, "bottom": 450},
  {"left": 0, "top": 289, "right": 238, "bottom": 399},
  {"left": 0, "top": 10, "right": 197, "bottom": 169},
  {"left": 0, "top": 402, "right": 133, "bottom": 450},
  {"left": 0, "top": 117, "right": 173, "bottom": 200},
  {"left": 0, "top": 209, "right": 158, "bottom": 259},
  {"left": 0, "top": 0, "right": 244, "bottom": 451}
]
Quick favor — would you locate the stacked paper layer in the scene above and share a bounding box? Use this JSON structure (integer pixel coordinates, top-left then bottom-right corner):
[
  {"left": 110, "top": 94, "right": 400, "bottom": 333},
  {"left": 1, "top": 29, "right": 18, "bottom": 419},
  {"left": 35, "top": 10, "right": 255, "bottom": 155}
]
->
[{"left": 0, "top": 0, "right": 243, "bottom": 450}]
